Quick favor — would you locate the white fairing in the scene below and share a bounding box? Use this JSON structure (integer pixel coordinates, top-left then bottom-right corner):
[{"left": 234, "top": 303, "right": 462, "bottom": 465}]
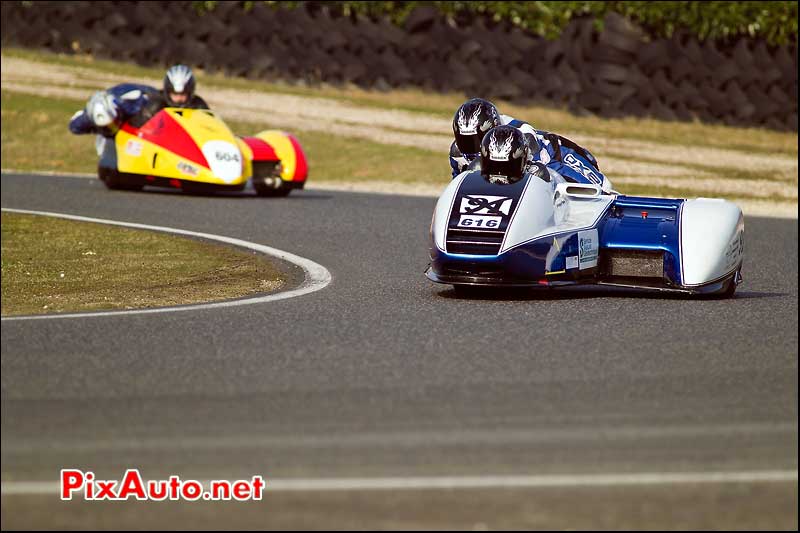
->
[
  {"left": 432, "top": 171, "right": 614, "bottom": 255},
  {"left": 680, "top": 198, "right": 744, "bottom": 286},
  {"left": 499, "top": 177, "right": 555, "bottom": 251},
  {"left": 201, "top": 141, "right": 242, "bottom": 183},
  {"left": 432, "top": 173, "right": 468, "bottom": 251},
  {"left": 500, "top": 180, "right": 612, "bottom": 253}
]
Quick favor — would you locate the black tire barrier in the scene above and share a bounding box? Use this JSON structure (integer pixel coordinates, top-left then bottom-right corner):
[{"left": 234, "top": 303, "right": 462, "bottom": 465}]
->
[
  {"left": 1, "top": 1, "right": 796, "bottom": 131},
  {"left": 403, "top": 5, "right": 439, "bottom": 34}
]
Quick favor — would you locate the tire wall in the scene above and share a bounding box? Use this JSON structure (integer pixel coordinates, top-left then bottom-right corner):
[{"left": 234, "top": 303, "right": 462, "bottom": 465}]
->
[{"left": 1, "top": 1, "right": 796, "bottom": 131}]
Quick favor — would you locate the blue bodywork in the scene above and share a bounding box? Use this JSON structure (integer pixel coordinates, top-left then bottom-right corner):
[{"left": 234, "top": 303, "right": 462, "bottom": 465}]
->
[
  {"left": 601, "top": 196, "right": 684, "bottom": 286},
  {"left": 428, "top": 175, "right": 688, "bottom": 288}
]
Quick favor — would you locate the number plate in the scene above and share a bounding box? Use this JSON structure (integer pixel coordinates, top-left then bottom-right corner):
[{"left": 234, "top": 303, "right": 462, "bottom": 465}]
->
[{"left": 457, "top": 215, "right": 501, "bottom": 229}]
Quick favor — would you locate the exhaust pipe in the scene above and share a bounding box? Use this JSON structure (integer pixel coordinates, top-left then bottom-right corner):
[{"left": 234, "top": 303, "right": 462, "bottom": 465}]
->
[{"left": 261, "top": 176, "right": 283, "bottom": 189}]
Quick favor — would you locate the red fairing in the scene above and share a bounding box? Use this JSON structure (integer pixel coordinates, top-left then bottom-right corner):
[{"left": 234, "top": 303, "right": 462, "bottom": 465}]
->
[
  {"left": 287, "top": 133, "right": 308, "bottom": 181},
  {"left": 243, "top": 137, "right": 279, "bottom": 161},
  {"left": 122, "top": 111, "right": 209, "bottom": 168}
]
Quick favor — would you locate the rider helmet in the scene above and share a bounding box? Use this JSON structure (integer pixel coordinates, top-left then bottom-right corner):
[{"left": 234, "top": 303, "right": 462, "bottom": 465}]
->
[
  {"left": 163, "top": 64, "right": 196, "bottom": 107},
  {"left": 452, "top": 98, "right": 501, "bottom": 157},
  {"left": 479, "top": 125, "right": 530, "bottom": 185},
  {"left": 86, "top": 91, "right": 119, "bottom": 128}
]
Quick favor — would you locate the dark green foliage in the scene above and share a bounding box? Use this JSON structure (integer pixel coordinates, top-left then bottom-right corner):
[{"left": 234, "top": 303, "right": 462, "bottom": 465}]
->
[{"left": 192, "top": 1, "right": 798, "bottom": 45}]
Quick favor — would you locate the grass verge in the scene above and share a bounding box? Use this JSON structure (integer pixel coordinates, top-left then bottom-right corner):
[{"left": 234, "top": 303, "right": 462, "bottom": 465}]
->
[
  {"left": 1, "top": 90, "right": 449, "bottom": 184},
  {"left": 2, "top": 46, "right": 796, "bottom": 203},
  {"left": 1, "top": 212, "right": 285, "bottom": 316},
  {"left": 2, "top": 89, "right": 794, "bottom": 202},
  {"left": 3, "top": 47, "right": 797, "bottom": 156}
]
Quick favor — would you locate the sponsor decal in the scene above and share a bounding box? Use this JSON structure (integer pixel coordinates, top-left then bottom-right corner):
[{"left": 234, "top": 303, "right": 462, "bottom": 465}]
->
[
  {"left": 460, "top": 195, "right": 513, "bottom": 216},
  {"left": 177, "top": 161, "right": 199, "bottom": 176},
  {"left": 723, "top": 229, "right": 744, "bottom": 270},
  {"left": 566, "top": 255, "right": 579, "bottom": 270},
  {"left": 578, "top": 229, "right": 599, "bottom": 269},
  {"left": 125, "top": 140, "right": 143, "bottom": 157},
  {"left": 563, "top": 153, "right": 602, "bottom": 184},
  {"left": 456, "top": 194, "right": 512, "bottom": 229}
]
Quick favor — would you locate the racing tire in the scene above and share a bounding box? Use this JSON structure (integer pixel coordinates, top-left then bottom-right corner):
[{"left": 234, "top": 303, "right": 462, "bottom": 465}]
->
[
  {"left": 99, "top": 170, "right": 144, "bottom": 192},
  {"left": 252, "top": 160, "right": 292, "bottom": 197},
  {"left": 452, "top": 285, "right": 530, "bottom": 299},
  {"left": 452, "top": 285, "right": 495, "bottom": 298},
  {"left": 717, "top": 274, "right": 739, "bottom": 299},
  {"left": 254, "top": 181, "right": 292, "bottom": 197},
  {"left": 700, "top": 270, "right": 741, "bottom": 299}
]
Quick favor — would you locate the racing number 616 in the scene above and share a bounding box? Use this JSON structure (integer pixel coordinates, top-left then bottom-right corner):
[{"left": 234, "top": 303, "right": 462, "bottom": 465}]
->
[{"left": 458, "top": 215, "right": 500, "bottom": 228}]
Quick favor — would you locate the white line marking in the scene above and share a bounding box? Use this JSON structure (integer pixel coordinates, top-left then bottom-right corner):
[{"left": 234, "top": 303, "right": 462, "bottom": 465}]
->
[
  {"left": 1, "top": 471, "right": 796, "bottom": 495},
  {"left": 3, "top": 170, "right": 797, "bottom": 218},
  {"left": 1, "top": 168, "right": 95, "bottom": 179},
  {"left": 4, "top": 422, "right": 794, "bottom": 454},
  {"left": 0, "top": 208, "right": 332, "bottom": 321}
]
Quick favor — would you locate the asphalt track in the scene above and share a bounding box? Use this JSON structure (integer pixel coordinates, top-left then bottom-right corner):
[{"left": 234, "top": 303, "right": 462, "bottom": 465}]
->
[{"left": 1, "top": 172, "right": 798, "bottom": 529}]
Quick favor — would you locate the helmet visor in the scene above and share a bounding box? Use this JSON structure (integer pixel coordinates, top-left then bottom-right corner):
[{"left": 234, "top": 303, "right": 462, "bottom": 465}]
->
[
  {"left": 481, "top": 157, "right": 525, "bottom": 184},
  {"left": 455, "top": 132, "right": 482, "bottom": 157}
]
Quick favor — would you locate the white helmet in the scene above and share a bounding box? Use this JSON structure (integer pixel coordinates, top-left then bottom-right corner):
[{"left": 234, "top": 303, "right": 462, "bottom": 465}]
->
[
  {"left": 86, "top": 91, "right": 118, "bottom": 127},
  {"left": 164, "top": 64, "right": 196, "bottom": 107}
]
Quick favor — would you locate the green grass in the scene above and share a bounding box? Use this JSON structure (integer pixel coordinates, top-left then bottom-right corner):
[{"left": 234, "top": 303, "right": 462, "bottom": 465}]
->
[
  {"left": 1, "top": 91, "right": 95, "bottom": 173},
  {"left": 1, "top": 212, "right": 285, "bottom": 316},
  {"left": 4, "top": 47, "right": 797, "bottom": 156},
  {"left": 293, "top": 124, "right": 447, "bottom": 183},
  {"left": 600, "top": 151, "right": 797, "bottom": 183},
  {"left": 2, "top": 45, "right": 796, "bottom": 200},
  {"left": 1, "top": 89, "right": 449, "bottom": 184},
  {"left": 2, "top": 47, "right": 459, "bottom": 117},
  {"left": 3, "top": 88, "right": 796, "bottom": 200},
  {"left": 3, "top": 47, "right": 793, "bottom": 317}
]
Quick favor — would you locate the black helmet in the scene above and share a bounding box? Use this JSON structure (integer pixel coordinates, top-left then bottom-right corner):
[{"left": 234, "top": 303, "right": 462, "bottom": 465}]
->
[
  {"left": 163, "top": 65, "right": 196, "bottom": 107},
  {"left": 480, "top": 125, "right": 529, "bottom": 185},
  {"left": 452, "top": 98, "right": 501, "bottom": 156}
]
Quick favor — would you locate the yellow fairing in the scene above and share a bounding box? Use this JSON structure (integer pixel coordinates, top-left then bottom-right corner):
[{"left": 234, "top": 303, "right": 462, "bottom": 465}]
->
[
  {"left": 237, "top": 137, "right": 254, "bottom": 180},
  {"left": 254, "top": 130, "right": 302, "bottom": 182},
  {"left": 114, "top": 108, "right": 248, "bottom": 185}
]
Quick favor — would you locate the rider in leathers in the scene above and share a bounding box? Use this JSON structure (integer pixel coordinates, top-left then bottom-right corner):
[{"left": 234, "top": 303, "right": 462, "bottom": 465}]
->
[
  {"left": 449, "top": 98, "right": 612, "bottom": 192},
  {"left": 69, "top": 65, "right": 208, "bottom": 136}
]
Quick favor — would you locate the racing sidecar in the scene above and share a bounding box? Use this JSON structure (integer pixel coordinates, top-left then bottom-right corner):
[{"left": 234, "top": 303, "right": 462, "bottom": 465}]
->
[
  {"left": 96, "top": 107, "right": 307, "bottom": 196},
  {"left": 426, "top": 164, "right": 744, "bottom": 297}
]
